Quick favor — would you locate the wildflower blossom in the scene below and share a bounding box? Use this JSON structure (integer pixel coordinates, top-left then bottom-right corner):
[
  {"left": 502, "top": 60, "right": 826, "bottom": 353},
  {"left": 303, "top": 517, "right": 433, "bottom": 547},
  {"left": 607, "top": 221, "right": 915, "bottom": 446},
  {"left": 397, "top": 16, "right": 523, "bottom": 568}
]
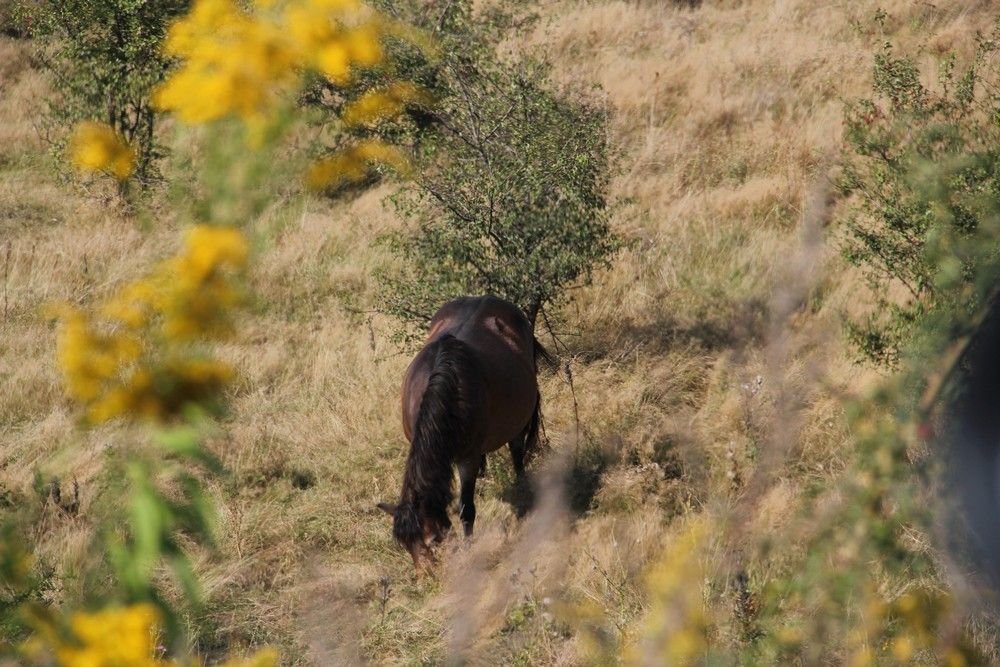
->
[
  {"left": 58, "top": 604, "right": 163, "bottom": 666},
  {"left": 282, "top": 0, "right": 383, "bottom": 84},
  {"left": 847, "top": 583, "right": 968, "bottom": 666},
  {"left": 341, "top": 81, "right": 433, "bottom": 128},
  {"left": 70, "top": 121, "right": 136, "bottom": 180},
  {"left": 22, "top": 603, "right": 279, "bottom": 666},
  {"left": 629, "top": 519, "right": 709, "bottom": 665},
  {"left": 154, "top": 0, "right": 394, "bottom": 127},
  {"left": 55, "top": 225, "right": 248, "bottom": 424},
  {"left": 155, "top": 0, "right": 430, "bottom": 189},
  {"left": 162, "top": 225, "right": 249, "bottom": 340},
  {"left": 154, "top": 0, "right": 299, "bottom": 126},
  {"left": 305, "top": 139, "right": 411, "bottom": 191}
]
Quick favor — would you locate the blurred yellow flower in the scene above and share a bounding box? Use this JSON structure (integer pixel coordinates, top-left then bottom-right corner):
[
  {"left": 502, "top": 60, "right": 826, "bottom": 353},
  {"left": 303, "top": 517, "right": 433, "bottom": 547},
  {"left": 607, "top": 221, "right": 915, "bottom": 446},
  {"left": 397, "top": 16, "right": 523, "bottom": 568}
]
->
[
  {"left": 849, "top": 646, "right": 875, "bottom": 667},
  {"left": 54, "top": 225, "right": 249, "bottom": 424},
  {"left": 162, "top": 224, "right": 249, "bottom": 340},
  {"left": 282, "top": 0, "right": 382, "bottom": 84},
  {"left": 890, "top": 635, "right": 914, "bottom": 662},
  {"left": 155, "top": 0, "right": 408, "bottom": 129},
  {"left": 627, "top": 518, "right": 709, "bottom": 666},
  {"left": 341, "top": 81, "right": 433, "bottom": 128},
  {"left": 846, "top": 583, "right": 960, "bottom": 666},
  {"left": 56, "top": 604, "right": 163, "bottom": 666},
  {"left": 22, "top": 602, "right": 279, "bottom": 666},
  {"left": 155, "top": 0, "right": 299, "bottom": 126},
  {"left": 305, "top": 139, "right": 411, "bottom": 191},
  {"left": 944, "top": 647, "right": 970, "bottom": 667},
  {"left": 179, "top": 224, "right": 249, "bottom": 282},
  {"left": 70, "top": 122, "right": 136, "bottom": 180}
]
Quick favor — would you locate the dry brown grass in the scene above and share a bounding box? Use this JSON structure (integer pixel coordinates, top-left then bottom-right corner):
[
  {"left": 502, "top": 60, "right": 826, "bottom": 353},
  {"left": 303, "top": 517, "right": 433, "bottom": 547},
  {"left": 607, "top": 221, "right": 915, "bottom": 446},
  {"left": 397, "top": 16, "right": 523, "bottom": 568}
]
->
[{"left": 2, "top": 1, "right": 999, "bottom": 663}]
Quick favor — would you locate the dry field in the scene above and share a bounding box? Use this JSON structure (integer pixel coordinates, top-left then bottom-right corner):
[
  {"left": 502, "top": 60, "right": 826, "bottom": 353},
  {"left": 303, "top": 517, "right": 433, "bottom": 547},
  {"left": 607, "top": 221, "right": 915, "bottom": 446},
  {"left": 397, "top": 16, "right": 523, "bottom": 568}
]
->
[{"left": 1, "top": 0, "right": 998, "bottom": 663}]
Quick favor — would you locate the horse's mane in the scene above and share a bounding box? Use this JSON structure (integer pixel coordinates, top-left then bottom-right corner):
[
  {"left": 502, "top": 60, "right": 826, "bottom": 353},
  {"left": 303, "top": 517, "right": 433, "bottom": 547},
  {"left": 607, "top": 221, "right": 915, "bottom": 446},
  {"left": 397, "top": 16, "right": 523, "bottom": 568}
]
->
[{"left": 394, "top": 334, "right": 476, "bottom": 547}]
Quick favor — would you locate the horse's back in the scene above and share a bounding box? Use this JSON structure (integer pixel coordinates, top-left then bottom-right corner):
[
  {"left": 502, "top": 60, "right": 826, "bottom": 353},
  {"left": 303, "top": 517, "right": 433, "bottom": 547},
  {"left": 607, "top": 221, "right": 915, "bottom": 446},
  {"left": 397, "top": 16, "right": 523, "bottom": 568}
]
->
[
  {"left": 404, "top": 296, "right": 538, "bottom": 452},
  {"left": 428, "top": 296, "right": 532, "bottom": 356}
]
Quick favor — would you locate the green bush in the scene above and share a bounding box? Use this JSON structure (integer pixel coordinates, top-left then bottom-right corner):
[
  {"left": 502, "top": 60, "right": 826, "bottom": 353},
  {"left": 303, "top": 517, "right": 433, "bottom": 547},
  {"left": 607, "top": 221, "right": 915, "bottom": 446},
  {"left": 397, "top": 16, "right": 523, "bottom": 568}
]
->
[
  {"left": 28, "top": 0, "right": 189, "bottom": 187},
  {"left": 0, "top": 0, "right": 28, "bottom": 36},
  {"left": 374, "top": 0, "right": 620, "bottom": 330},
  {"left": 839, "top": 20, "right": 1000, "bottom": 367}
]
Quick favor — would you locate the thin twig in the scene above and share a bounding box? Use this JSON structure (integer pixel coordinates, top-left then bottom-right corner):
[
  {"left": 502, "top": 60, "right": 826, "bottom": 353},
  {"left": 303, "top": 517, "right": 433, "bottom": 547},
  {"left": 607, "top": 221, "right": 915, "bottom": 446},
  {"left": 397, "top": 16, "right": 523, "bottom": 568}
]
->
[
  {"left": 563, "top": 359, "right": 581, "bottom": 456},
  {"left": 367, "top": 316, "right": 377, "bottom": 353},
  {"left": 436, "top": 0, "right": 455, "bottom": 32},
  {"left": 540, "top": 304, "right": 571, "bottom": 355},
  {"left": 3, "top": 242, "right": 11, "bottom": 325}
]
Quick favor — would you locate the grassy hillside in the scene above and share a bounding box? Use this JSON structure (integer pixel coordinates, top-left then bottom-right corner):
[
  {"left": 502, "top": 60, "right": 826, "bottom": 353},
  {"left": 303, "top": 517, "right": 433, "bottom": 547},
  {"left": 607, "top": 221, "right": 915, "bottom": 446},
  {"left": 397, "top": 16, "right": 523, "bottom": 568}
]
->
[{"left": 2, "top": 1, "right": 998, "bottom": 664}]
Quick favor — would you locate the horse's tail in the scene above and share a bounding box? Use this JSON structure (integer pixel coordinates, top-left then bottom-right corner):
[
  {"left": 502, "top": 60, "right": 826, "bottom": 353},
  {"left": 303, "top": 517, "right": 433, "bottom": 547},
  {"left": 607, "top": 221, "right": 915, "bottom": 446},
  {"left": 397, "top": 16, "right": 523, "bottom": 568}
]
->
[
  {"left": 524, "top": 336, "right": 554, "bottom": 462},
  {"left": 523, "top": 391, "right": 544, "bottom": 463},
  {"left": 395, "top": 334, "right": 474, "bottom": 546}
]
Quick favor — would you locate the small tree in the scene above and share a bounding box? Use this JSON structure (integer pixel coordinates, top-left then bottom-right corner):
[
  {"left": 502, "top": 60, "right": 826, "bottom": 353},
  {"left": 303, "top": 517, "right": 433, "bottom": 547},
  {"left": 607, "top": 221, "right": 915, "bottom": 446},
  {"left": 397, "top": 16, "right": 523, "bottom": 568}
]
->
[
  {"left": 839, "top": 22, "right": 1000, "bottom": 367},
  {"left": 27, "top": 0, "right": 189, "bottom": 187},
  {"left": 377, "top": 0, "right": 619, "bottom": 331}
]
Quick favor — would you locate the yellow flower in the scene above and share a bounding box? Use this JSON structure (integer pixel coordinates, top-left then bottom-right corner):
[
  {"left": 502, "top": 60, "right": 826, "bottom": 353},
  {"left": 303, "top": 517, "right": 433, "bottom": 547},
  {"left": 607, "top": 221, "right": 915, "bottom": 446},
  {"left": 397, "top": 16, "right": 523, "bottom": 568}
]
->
[
  {"left": 69, "top": 122, "right": 136, "bottom": 180},
  {"left": 306, "top": 139, "right": 410, "bottom": 191},
  {"left": 341, "top": 81, "right": 432, "bottom": 128},
  {"left": 22, "top": 602, "right": 278, "bottom": 665},
  {"left": 155, "top": 0, "right": 300, "bottom": 125},
  {"left": 55, "top": 604, "right": 163, "bottom": 666},
  {"left": 55, "top": 306, "right": 142, "bottom": 404},
  {"left": 162, "top": 225, "right": 248, "bottom": 340},
  {"left": 849, "top": 646, "right": 875, "bottom": 667},
  {"left": 626, "top": 519, "right": 709, "bottom": 665},
  {"left": 155, "top": 0, "right": 403, "bottom": 128},
  {"left": 282, "top": 0, "right": 381, "bottom": 83},
  {"left": 944, "top": 648, "right": 969, "bottom": 667},
  {"left": 54, "top": 226, "right": 249, "bottom": 424},
  {"left": 181, "top": 225, "right": 249, "bottom": 279},
  {"left": 891, "top": 635, "right": 914, "bottom": 662}
]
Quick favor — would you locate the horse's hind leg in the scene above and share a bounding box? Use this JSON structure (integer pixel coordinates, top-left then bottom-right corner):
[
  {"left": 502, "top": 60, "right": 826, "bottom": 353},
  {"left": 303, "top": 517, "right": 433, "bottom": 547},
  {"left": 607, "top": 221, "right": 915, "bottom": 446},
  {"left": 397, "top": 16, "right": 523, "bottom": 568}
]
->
[
  {"left": 477, "top": 454, "right": 487, "bottom": 478},
  {"left": 509, "top": 395, "right": 540, "bottom": 479},
  {"left": 457, "top": 458, "right": 479, "bottom": 537},
  {"left": 506, "top": 431, "right": 534, "bottom": 518},
  {"left": 510, "top": 393, "right": 541, "bottom": 479},
  {"left": 509, "top": 432, "right": 527, "bottom": 479}
]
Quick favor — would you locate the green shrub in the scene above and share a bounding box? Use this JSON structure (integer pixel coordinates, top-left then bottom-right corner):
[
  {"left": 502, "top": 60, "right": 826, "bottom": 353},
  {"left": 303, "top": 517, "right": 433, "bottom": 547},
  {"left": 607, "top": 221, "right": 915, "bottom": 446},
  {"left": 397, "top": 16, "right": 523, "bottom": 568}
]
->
[
  {"left": 374, "top": 0, "right": 620, "bottom": 330},
  {"left": 839, "top": 20, "right": 1000, "bottom": 367},
  {"left": 28, "top": 0, "right": 189, "bottom": 187},
  {"left": 0, "top": 0, "right": 29, "bottom": 36}
]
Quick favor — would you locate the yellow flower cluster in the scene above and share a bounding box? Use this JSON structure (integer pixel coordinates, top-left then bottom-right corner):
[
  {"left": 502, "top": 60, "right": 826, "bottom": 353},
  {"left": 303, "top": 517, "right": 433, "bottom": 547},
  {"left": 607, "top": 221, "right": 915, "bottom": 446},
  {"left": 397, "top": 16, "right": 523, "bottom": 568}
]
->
[
  {"left": 154, "top": 0, "right": 389, "bottom": 127},
  {"left": 69, "top": 121, "right": 136, "bottom": 180},
  {"left": 848, "top": 585, "right": 975, "bottom": 666},
  {"left": 22, "top": 603, "right": 278, "bottom": 667},
  {"left": 56, "top": 604, "right": 162, "bottom": 666},
  {"left": 341, "top": 82, "right": 433, "bottom": 128},
  {"left": 305, "top": 138, "right": 411, "bottom": 191},
  {"left": 628, "top": 519, "right": 709, "bottom": 665},
  {"left": 283, "top": 0, "right": 382, "bottom": 83},
  {"left": 56, "top": 225, "right": 248, "bottom": 424}
]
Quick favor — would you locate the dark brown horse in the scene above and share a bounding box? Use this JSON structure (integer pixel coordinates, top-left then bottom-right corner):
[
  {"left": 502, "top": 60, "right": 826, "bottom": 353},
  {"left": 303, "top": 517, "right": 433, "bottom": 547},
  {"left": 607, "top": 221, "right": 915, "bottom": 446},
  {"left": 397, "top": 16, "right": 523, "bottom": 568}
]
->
[{"left": 378, "top": 295, "right": 548, "bottom": 569}]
